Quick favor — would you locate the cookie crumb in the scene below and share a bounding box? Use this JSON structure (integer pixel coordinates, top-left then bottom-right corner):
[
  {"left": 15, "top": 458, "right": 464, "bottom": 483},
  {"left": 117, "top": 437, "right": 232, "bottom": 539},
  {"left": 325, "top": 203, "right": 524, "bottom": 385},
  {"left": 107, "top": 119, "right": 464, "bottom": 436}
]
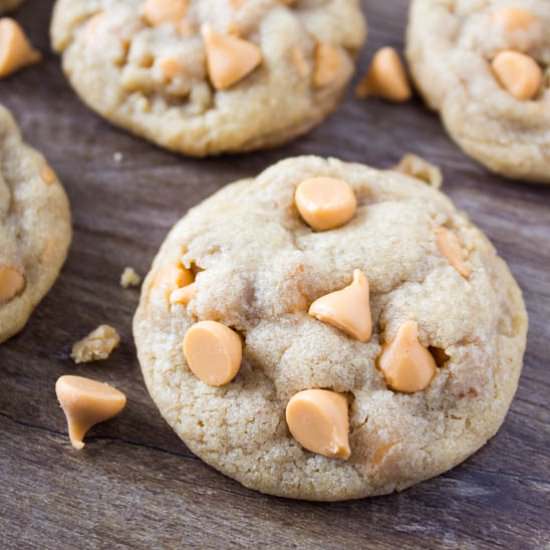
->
[
  {"left": 113, "top": 151, "right": 123, "bottom": 163},
  {"left": 71, "top": 325, "right": 120, "bottom": 364},
  {"left": 120, "top": 266, "right": 141, "bottom": 288},
  {"left": 393, "top": 153, "right": 443, "bottom": 189}
]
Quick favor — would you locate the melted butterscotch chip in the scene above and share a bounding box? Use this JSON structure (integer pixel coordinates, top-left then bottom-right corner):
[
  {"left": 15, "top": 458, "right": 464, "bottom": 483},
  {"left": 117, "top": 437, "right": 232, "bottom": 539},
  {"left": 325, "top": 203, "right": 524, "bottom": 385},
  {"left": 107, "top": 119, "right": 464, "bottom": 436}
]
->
[
  {"left": 152, "top": 262, "right": 193, "bottom": 302},
  {"left": 183, "top": 320, "right": 242, "bottom": 386},
  {"left": 436, "top": 227, "right": 471, "bottom": 278},
  {"left": 0, "top": 265, "right": 24, "bottom": 303},
  {"left": 142, "top": 0, "right": 188, "bottom": 26},
  {"left": 56, "top": 375, "right": 127, "bottom": 450},
  {"left": 493, "top": 7, "right": 536, "bottom": 33},
  {"left": 0, "top": 18, "right": 41, "bottom": 78},
  {"left": 295, "top": 176, "right": 357, "bottom": 231},
  {"left": 492, "top": 50, "right": 542, "bottom": 101},
  {"left": 313, "top": 43, "right": 344, "bottom": 88},
  {"left": 120, "top": 266, "right": 142, "bottom": 288},
  {"left": 377, "top": 321, "right": 437, "bottom": 393},
  {"left": 158, "top": 56, "right": 185, "bottom": 80},
  {"left": 309, "top": 269, "right": 372, "bottom": 342},
  {"left": 202, "top": 24, "right": 262, "bottom": 90},
  {"left": 286, "top": 389, "right": 351, "bottom": 460},
  {"left": 356, "top": 47, "right": 411, "bottom": 102}
]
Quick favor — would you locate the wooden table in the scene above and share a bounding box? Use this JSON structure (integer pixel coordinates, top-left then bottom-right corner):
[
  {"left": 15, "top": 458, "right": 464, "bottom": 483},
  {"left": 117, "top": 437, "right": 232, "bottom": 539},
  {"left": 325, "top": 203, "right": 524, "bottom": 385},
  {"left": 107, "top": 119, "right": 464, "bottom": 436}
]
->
[{"left": 1, "top": 1, "right": 549, "bottom": 548}]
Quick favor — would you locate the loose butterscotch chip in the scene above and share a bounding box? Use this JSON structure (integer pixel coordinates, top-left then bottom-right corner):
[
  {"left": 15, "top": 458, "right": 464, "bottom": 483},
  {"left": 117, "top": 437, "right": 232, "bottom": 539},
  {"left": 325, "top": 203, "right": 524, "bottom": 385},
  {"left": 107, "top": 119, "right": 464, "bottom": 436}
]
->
[
  {"left": 493, "top": 7, "right": 536, "bottom": 33},
  {"left": 309, "top": 269, "right": 372, "bottom": 342},
  {"left": 436, "top": 227, "right": 471, "bottom": 278},
  {"left": 71, "top": 325, "right": 121, "bottom": 364},
  {"left": 295, "top": 177, "right": 357, "bottom": 231},
  {"left": 286, "top": 389, "right": 351, "bottom": 460},
  {"left": 356, "top": 47, "right": 411, "bottom": 102},
  {"left": 0, "top": 265, "right": 24, "bottom": 303},
  {"left": 142, "top": 0, "right": 188, "bottom": 26},
  {"left": 183, "top": 321, "right": 242, "bottom": 386},
  {"left": 56, "top": 375, "right": 127, "bottom": 450},
  {"left": 202, "top": 24, "right": 262, "bottom": 90},
  {"left": 313, "top": 43, "right": 344, "bottom": 88},
  {"left": 0, "top": 18, "right": 41, "bottom": 78},
  {"left": 377, "top": 321, "right": 437, "bottom": 393},
  {"left": 492, "top": 50, "right": 542, "bottom": 101}
]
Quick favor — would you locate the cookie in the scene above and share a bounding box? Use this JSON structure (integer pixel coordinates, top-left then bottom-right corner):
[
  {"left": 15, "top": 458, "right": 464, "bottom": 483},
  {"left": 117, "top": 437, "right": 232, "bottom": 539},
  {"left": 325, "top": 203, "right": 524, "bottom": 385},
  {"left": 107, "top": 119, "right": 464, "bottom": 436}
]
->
[
  {"left": 0, "top": 105, "right": 71, "bottom": 343},
  {"left": 406, "top": 0, "right": 550, "bottom": 184},
  {"left": 133, "top": 156, "right": 527, "bottom": 501},
  {"left": 0, "top": 0, "right": 23, "bottom": 13},
  {"left": 51, "top": 0, "right": 366, "bottom": 156}
]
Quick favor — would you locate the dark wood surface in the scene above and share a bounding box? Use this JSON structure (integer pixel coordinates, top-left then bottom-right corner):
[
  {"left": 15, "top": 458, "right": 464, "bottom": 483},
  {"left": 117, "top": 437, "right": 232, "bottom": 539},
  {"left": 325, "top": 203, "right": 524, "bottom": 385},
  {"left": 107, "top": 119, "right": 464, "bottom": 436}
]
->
[{"left": 1, "top": 1, "right": 549, "bottom": 548}]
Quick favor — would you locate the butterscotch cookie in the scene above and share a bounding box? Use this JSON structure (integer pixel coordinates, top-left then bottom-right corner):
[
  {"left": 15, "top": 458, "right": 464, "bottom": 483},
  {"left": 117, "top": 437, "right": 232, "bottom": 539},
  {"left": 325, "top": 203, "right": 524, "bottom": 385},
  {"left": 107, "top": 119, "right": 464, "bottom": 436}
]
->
[
  {"left": 133, "top": 156, "right": 527, "bottom": 501},
  {"left": 50, "top": 0, "right": 366, "bottom": 156},
  {"left": 0, "top": 105, "right": 71, "bottom": 343},
  {"left": 406, "top": 0, "right": 550, "bottom": 183},
  {"left": 0, "top": 0, "right": 22, "bottom": 13}
]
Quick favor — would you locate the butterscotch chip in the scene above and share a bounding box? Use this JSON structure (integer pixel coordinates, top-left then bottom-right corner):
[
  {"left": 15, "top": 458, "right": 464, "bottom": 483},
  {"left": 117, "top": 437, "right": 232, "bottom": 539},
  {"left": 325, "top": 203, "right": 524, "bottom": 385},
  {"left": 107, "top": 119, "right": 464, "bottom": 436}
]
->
[
  {"left": 71, "top": 325, "right": 121, "bottom": 364},
  {"left": 492, "top": 51, "right": 542, "bottom": 101},
  {"left": 120, "top": 266, "right": 142, "bottom": 288},
  {"left": 40, "top": 163, "right": 57, "bottom": 185},
  {"left": 493, "top": 7, "right": 536, "bottom": 33},
  {"left": 286, "top": 389, "right": 351, "bottom": 460},
  {"left": 142, "top": 0, "right": 188, "bottom": 26},
  {"left": 0, "top": 18, "right": 41, "bottom": 78},
  {"left": 0, "top": 106, "right": 71, "bottom": 344},
  {"left": 394, "top": 153, "right": 442, "bottom": 189},
  {"left": 202, "top": 25, "right": 262, "bottom": 90},
  {"left": 152, "top": 262, "right": 193, "bottom": 302},
  {"left": 378, "top": 321, "right": 437, "bottom": 393},
  {"left": 309, "top": 269, "right": 372, "bottom": 342},
  {"left": 56, "top": 375, "right": 127, "bottom": 450},
  {"left": 183, "top": 321, "right": 242, "bottom": 386},
  {"left": 51, "top": 0, "right": 366, "bottom": 156},
  {"left": 356, "top": 47, "right": 411, "bottom": 102},
  {"left": 435, "top": 227, "right": 471, "bottom": 278},
  {"left": 170, "top": 281, "right": 196, "bottom": 305},
  {"left": 407, "top": 0, "right": 549, "bottom": 183},
  {"left": 0, "top": 265, "right": 24, "bottom": 303},
  {"left": 313, "top": 43, "right": 344, "bottom": 88},
  {"left": 295, "top": 176, "right": 357, "bottom": 231}
]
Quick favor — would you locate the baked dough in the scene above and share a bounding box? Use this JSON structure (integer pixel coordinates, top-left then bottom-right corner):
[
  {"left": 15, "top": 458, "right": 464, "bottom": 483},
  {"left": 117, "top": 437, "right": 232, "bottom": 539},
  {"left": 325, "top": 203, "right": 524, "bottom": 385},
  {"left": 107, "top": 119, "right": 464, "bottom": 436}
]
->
[
  {"left": 134, "top": 156, "right": 527, "bottom": 501},
  {"left": 51, "top": 0, "right": 366, "bottom": 156},
  {"left": 0, "top": 105, "right": 71, "bottom": 343},
  {"left": 0, "top": 0, "right": 23, "bottom": 13}
]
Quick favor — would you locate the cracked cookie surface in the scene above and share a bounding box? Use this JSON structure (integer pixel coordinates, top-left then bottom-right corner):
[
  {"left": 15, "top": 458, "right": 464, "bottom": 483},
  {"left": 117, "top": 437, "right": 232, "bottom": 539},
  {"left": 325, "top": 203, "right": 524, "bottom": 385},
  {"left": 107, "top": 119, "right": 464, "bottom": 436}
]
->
[
  {"left": 0, "top": 105, "right": 71, "bottom": 343},
  {"left": 406, "top": 0, "right": 550, "bottom": 183},
  {"left": 51, "top": 0, "right": 366, "bottom": 156},
  {"left": 133, "top": 156, "right": 527, "bottom": 501}
]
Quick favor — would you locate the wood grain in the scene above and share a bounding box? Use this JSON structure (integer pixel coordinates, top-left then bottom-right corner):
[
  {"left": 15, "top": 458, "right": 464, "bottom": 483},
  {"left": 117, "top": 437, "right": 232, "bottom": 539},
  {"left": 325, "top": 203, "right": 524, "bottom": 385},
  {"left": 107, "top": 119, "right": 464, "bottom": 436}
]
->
[{"left": 1, "top": 1, "right": 549, "bottom": 548}]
